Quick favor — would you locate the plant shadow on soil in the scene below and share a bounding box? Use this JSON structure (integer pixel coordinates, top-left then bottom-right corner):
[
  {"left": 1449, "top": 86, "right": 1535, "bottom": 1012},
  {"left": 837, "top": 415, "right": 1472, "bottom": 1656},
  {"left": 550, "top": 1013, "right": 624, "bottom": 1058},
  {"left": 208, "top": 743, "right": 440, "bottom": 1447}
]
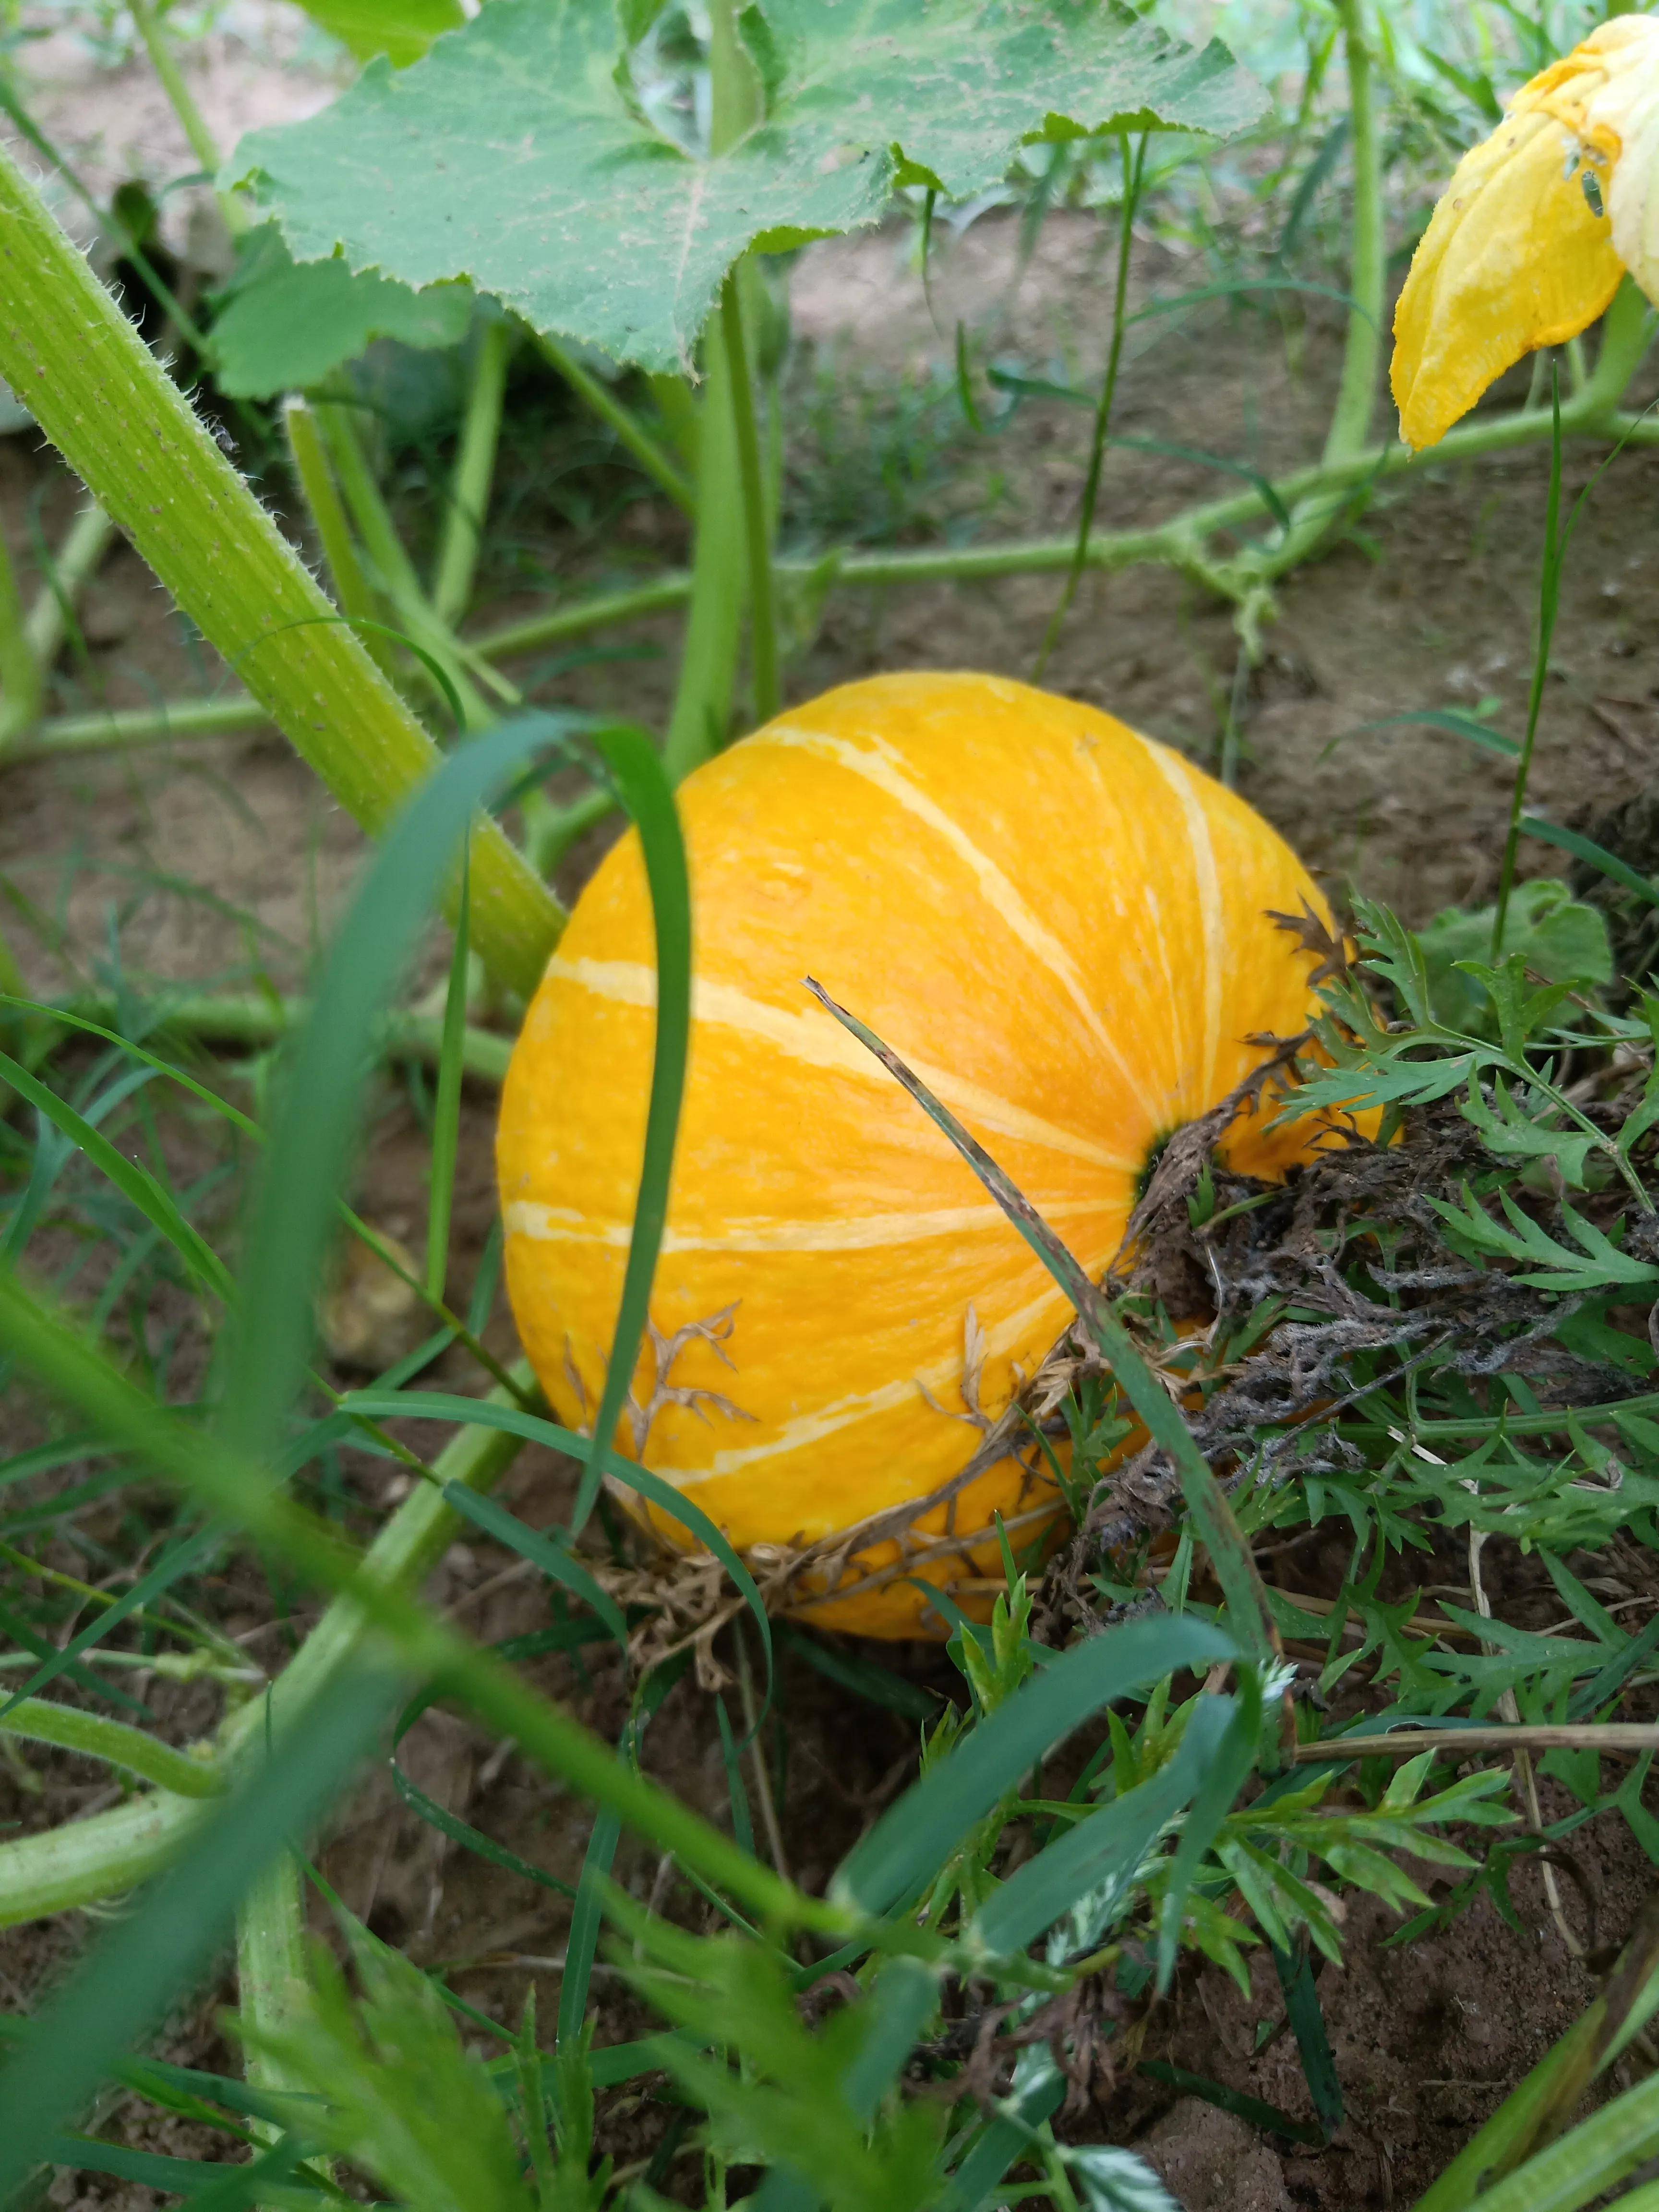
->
[{"left": 6, "top": 209, "right": 1659, "bottom": 2211}]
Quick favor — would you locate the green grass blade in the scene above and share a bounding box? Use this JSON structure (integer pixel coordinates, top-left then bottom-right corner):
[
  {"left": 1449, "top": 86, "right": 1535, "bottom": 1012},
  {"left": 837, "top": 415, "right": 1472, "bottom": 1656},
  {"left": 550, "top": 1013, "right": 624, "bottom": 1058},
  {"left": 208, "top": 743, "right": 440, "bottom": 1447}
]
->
[
  {"left": 218, "top": 709, "right": 593, "bottom": 1464},
  {"left": 972, "top": 1716, "right": 1210, "bottom": 1959},
  {"left": 1136, "top": 2062, "right": 1323, "bottom": 2147},
  {"left": 842, "top": 1959, "right": 938, "bottom": 2122},
  {"left": 942, "top": 2066, "right": 1067, "bottom": 2212},
  {"left": 1154, "top": 1689, "right": 1254, "bottom": 1988},
  {"left": 558, "top": 1811, "right": 620, "bottom": 2050},
  {"left": 425, "top": 851, "right": 471, "bottom": 1305},
  {"left": 1455, "top": 2068, "right": 1659, "bottom": 2212},
  {"left": 0, "top": 1662, "right": 401, "bottom": 2202},
  {"left": 441, "top": 1484, "right": 628, "bottom": 1648},
  {"left": 0, "top": 1697, "right": 223, "bottom": 1798},
  {"left": 0, "top": 1046, "right": 232, "bottom": 1302},
  {"left": 388, "top": 1759, "right": 577, "bottom": 1905},
  {"left": 569, "top": 725, "right": 692, "bottom": 1535},
  {"left": 340, "top": 1391, "right": 771, "bottom": 1695},
  {"left": 1272, "top": 1937, "right": 1344, "bottom": 2140},
  {"left": 1519, "top": 816, "right": 1659, "bottom": 909},
  {"left": 0, "top": 1273, "right": 832, "bottom": 1936},
  {"left": 775, "top": 1623, "right": 938, "bottom": 1724},
  {"left": 834, "top": 1615, "right": 1233, "bottom": 1916},
  {"left": 804, "top": 980, "right": 1278, "bottom": 1662},
  {"left": 0, "top": 1524, "right": 217, "bottom": 1721}
]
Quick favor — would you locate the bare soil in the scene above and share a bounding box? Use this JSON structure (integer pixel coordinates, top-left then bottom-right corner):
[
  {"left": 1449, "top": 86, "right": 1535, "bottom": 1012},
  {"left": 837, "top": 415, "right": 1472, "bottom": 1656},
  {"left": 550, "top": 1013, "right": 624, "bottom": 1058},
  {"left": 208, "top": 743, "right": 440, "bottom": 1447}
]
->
[{"left": 5, "top": 171, "right": 1659, "bottom": 2211}]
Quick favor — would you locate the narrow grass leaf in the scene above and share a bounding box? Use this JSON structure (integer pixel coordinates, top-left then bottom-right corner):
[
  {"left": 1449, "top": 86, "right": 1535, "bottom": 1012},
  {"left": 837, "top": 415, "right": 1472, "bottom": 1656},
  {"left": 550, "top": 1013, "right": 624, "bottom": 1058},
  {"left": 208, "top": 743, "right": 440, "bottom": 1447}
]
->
[
  {"left": 942, "top": 2062, "right": 1067, "bottom": 2212},
  {"left": 0, "top": 1048, "right": 232, "bottom": 1303},
  {"left": 0, "top": 1597, "right": 148, "bottom": 1716},
  {"left": 559, "top": 1809, "right": 620, "bottom": 2049},
  {"left": 1519, "top": 816, "right": 1659, "bottom": 909},
  {"left": 218, "top": 710, "right": 593, "bottom": 1465},
  {"left": 1572, "top": 1609, "right": 1659, "bottom": 1719},
  {"left": 441, "top": 1485, "right": 628, "bottom": 1648},
  {"left": 0, "top": 1662, "right": 401, "bottom": 2201},
  {"left": 1157, "top": 1688, "right": 1256, "bottom": 1989},
  {"left": 1321, "top": 709, "right": 1519, "bottom": 766},
  {"left": 425, "top": 848, "right": 470, "bottom": 1304},
  {"left": 1461, "top": 2066, "right": 1659, "bottom": 2212},
  {"left": 1136, "top": 2062, "right": 1323, "bottom": 2147},
  {"left": 775, "top": 1622, "right": 938, "bottom": 1723},
  {"left": 973, "top": 1720, "right": 1209, "bottom": 1958},
  {"left": 1272, "top": 1938, "right": 1344, "bottom": 2139},
  {"left": 0, "top": 1523, "right": 218, "bottom": 1721},
  {"left": 714, "top": 1695, "right": 755, "bottom": 1857},
  {"left": 569, "top": 725, "right": 692, "bottom": 1533},
  {"left": 834, "top": 1614, "right": 1233, "bottom": 1915},
  {"left": 342, "top": 1389, "right": 770, "bottom": 1691},
  {"left": 41, "top": 2137, "right": 315, "bottom": 2203},
  {"left": 388, "top": 1759, "right": 577, "bottom": 1902},
  {"left": 805, "top": 981, "right": 1277, "bottom": 1662},
  {"left": 0, "top": 1270, "right": 828, "bottom": 1935},
  {"left": 842, "top": 1959, "right": 938, "bottom": 2122}
]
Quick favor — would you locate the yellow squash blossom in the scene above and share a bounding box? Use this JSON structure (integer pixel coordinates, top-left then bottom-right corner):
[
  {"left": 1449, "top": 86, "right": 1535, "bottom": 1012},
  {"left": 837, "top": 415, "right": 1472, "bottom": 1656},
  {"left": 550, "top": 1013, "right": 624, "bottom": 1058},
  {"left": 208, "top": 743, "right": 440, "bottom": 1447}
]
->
[{"left": 1393, "top": 12, "right": 1659, "bottom": 451}]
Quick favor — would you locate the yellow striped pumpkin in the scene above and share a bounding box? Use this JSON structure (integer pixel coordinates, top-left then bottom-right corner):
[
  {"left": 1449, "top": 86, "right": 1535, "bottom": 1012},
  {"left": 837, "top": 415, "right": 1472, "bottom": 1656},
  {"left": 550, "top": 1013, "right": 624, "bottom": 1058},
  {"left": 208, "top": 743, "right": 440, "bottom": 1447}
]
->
[{"left": 498, "top": 673, "right": 1340, "bottom": 1637}]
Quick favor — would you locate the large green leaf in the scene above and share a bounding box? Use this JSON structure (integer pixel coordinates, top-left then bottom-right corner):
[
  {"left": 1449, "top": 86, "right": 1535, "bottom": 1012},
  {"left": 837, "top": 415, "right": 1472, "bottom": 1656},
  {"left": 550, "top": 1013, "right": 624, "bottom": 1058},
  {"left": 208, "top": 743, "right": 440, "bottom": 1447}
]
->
[
  {"left": 209, "top": 226, "right": 472, "bottom": 400},
  {"left": 291, "top": 0, "right": 464, "bottom": 67},
  {"left": 229, "top": 0, "right": 1265, "bottom": 370}
]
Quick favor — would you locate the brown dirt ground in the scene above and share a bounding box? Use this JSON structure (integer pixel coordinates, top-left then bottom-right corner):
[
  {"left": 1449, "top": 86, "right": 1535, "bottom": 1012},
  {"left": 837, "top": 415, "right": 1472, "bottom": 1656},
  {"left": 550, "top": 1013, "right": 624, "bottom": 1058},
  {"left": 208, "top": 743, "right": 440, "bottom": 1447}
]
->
[{"left": 6, "top": 201, "right": 1659, "bottom": 2211}]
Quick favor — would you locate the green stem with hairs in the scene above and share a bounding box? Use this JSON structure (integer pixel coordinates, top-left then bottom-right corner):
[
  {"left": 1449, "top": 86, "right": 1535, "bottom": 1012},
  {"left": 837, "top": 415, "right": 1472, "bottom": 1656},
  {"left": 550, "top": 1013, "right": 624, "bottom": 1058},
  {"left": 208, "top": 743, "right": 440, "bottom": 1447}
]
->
[
  {"left": 13, "top": 499, "right": 117, "bottom": 726},
  {"left": 51, "top": 987, "right": 513, "bottom": 1081},
  {"left": 661, "top": 0, "right": 759, "bottom": 781},
  {"left": 16, "top": 349, "right": 1659, "bottom": 778},
  {"left": 283, "top": 397, "right": 396, "bottom": 680},
  {"left": 720, "top": 268, "right": 779, "bottom": 725},
  {"left": 311, "top": 398, "right": 502, "bottom": 727},
  {"left": 0, "top": 515, "right": 40, "bottom": 744},
  {"left": 536, "top": 333, "right": 695, "bottom": 516},
  {"left": 432, "top": 318, "right": 513, "bottom": 628},
  {"left": 1256, "top": 0, "right": 1383, "bottom": 584},
  {"left": 7, "top": 694, "right": 272, "bottom": 759},
  {"left": 0, "top": 137, "right": 560, "bottom": 997},
  {"left": 235, "top": 1854, "right": 321, "bottom": 2178},
  {"left": 0, "top": 1697, "right": 223, "bottom": 1798}
]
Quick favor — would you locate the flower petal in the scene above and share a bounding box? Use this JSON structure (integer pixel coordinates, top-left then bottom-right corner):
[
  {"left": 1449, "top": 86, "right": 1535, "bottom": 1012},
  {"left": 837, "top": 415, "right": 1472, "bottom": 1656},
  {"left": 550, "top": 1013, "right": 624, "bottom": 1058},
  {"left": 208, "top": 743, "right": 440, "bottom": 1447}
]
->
[{"left": 1392, "top": 109, "right": 1623, "bottom": 451}]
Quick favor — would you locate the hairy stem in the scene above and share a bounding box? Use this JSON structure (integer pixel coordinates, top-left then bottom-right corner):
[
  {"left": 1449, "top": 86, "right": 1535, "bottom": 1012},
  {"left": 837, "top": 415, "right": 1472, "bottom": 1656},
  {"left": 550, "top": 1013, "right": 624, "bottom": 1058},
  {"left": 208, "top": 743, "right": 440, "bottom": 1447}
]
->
[
  {"left": 0, "top": 1697, "right": 223, "bottom": 1798},
  {"left": 0, "top": 512, "right": 40, "bottom": 745},
  {"left": 720, "top": 268, "right": 779, "bottom": 725},
  {"left": 235, "top": 1853, "right": 320, "bottom": 2179},
  {"left": 22, "top": 498, "right": 116, "bottom": 686},
  {"left": 311, "top": 398, "right": 500, "bottom": 727},
  {"left": 0, "top": 139, "right": 560, "bottom": 997},
  {"left": 1259, "top": 0, "right": 1384, "bottom": 581},
  {"left": 432, "top": 317, "right": 513, "bottom": 628},
  {"left": 660, "top": 0, "right": 759, "bottom": 781},
  {"left": 1321, "top": 0, "right": 1382, "bottom": 470},
  {"left": 283, "top": 396, "right": 395, "bottom": 679}
]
